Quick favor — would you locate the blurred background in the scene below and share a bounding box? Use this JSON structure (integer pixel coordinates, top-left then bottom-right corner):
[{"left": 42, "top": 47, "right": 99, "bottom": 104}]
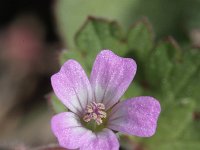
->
[{"left": 0, "top": 0, "right": 199, "bottom": 149}]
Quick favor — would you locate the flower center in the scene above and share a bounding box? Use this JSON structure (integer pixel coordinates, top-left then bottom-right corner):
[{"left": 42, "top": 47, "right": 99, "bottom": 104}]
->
[{"left": 83, "top": 102, "right": 107, "bottom": 125}]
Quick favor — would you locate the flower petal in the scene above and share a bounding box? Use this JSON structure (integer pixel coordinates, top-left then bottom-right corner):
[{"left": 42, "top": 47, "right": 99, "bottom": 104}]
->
[
  {"left": 90, "top": 50, "right": 137, "bottom": 110},
  {"left": 108, "top": 96, "right": 161, "bottom": 137},
  {"left": 51, "top": 112, "right": 93, "bottom": 149},
  {"left": 51, "top": 60, "right": 93, "bottom": 116},
  {"left": 51, "top": 112, "right": 119, "bottom": 150},
  {"left": 80, "top": 128, "right": 119, "bottom": 150}
]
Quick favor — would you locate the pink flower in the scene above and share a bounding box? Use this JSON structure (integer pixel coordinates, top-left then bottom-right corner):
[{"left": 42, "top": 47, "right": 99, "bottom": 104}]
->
[{"left": 51, "top": 50, "right": 161, "bottom": 150}]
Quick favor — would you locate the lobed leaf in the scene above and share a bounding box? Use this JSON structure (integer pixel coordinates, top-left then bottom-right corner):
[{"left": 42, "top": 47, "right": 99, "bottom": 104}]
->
[{"left": 127, "top": 18, "right": 154, "bottom": 62}]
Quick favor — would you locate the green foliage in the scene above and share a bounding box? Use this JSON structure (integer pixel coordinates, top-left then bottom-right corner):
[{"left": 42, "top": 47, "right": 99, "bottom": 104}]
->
[
  {"left": 75, "top": 17, "right": 127, "bottom": 70},
  {"left": 48, "top": 93, "right": 68, "bottom": 113},
  {"left": 56, "top": 0, "right": 200, "bottom": 48},
  {"left": 56, "top": 0, "right": 136, "bottom": 48},
  {"left": 144, "top": 98, "right": 196, "bottom": 148},
  {"left": 50, "top": 17, "right": 200, "bottom": 150},
  {"left": 144, "top": 40, "right": 175, "bottom": 93},
  {"left": 127, "top": 18, "right": 154, "bottom": 61}
]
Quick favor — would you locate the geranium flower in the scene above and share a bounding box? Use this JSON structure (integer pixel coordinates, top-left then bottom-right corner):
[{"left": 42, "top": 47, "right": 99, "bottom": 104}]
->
[{"left": 51, "top": 50, "right": 161, "bottom": 150}]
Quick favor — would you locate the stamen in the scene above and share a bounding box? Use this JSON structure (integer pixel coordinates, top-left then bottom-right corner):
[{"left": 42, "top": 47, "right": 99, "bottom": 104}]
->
[{"left": 83, "top": 102, "right": 107, "bottom": 125}]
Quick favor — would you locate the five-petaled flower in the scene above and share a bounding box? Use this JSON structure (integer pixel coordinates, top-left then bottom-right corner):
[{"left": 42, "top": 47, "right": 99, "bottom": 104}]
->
[{"left": 51, "top": 50, "right": 161, "bottom": 150}]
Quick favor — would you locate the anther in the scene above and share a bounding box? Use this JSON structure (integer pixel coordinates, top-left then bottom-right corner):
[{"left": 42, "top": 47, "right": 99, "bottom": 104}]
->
[{"left": 83, "top": 102, "right": 107, "bottom": 125}]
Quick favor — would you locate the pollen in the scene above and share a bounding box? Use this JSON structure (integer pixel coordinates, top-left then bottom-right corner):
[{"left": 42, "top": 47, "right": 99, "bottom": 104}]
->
[{"left": 83, "top": 102, "right": 107, "bottom": 125}]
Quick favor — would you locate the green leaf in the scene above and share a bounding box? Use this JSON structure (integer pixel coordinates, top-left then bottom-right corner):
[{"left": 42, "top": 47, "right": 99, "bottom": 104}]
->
[
  {"left": 75, "top": 17, "right": 127, "bottom": 70},
  {"left": 175, "top": 49, "right": 200, "bottom": 109},
  {"left": 148, "top": 98, "right": 195, "bottom": 142},
  {"left": 169, "top": 49, "right": 200, "bottom": 97},
  {"left": 48, "top": 93, "right": 68, "bottom": 113},
  {"left": 123, "top": 82, "right": 143, "bottom": 99},
  {"left": 148, "top": 141, "right": 200, "bottom": 150},
  {"left": 144, "top": 39, "right": 179, "bottom": 97},
  {"left": 140, "top": 98, "right": 199, "bottom": 150},
  {"left": 75, "top": 17, "right": 102, "bottom": 54},
  {"left": 180, "top": 70, "right": 200, "bottom": 109},
  {"left": 179, "top": 120, "right": 200, "bottom": 142},
  {"left": 55, "top": 0, "right": 136, "bottom": 48},
  {"left": 127, "top": 18, "right": 154, "bottom": 61}
]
